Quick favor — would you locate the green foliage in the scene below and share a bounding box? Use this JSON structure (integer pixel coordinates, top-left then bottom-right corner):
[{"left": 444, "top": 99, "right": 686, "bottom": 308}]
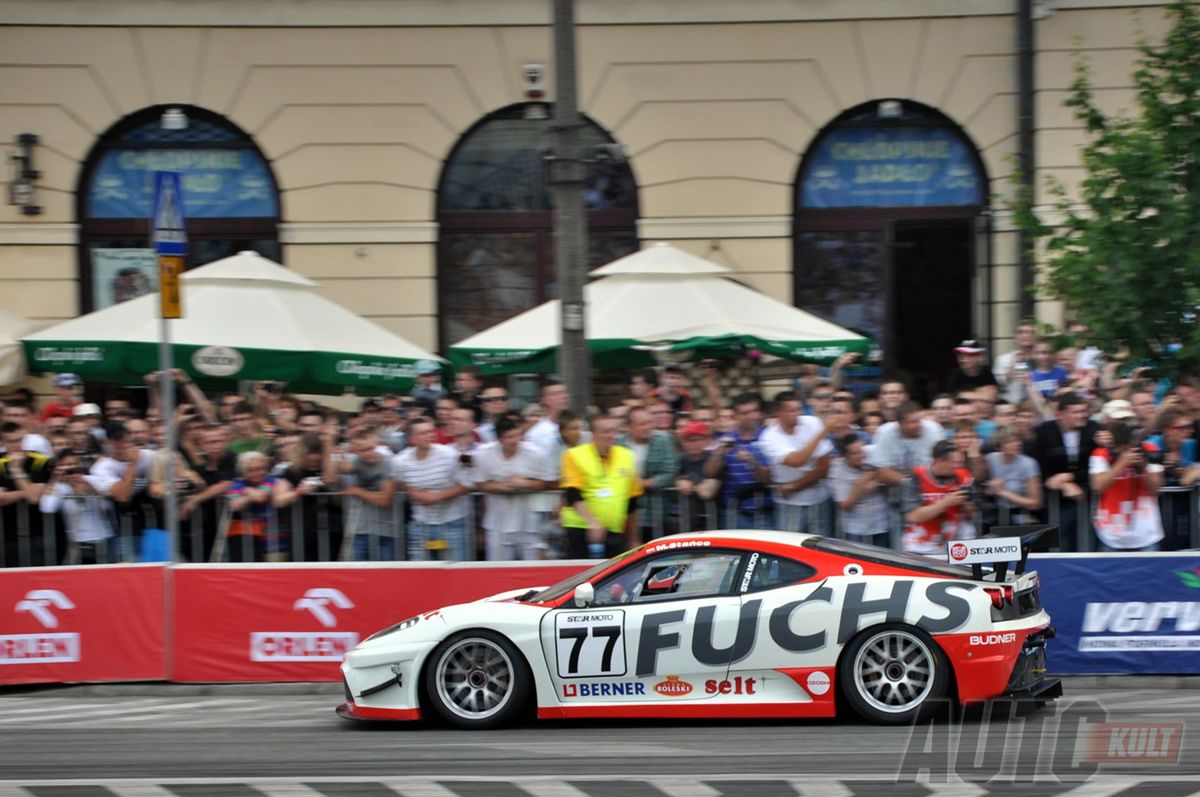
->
[{"left": 1013, "top": 0, "right": 1200, "bottom": 377}]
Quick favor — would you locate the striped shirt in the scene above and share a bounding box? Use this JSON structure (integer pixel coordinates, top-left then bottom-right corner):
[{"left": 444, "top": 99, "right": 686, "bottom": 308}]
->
[{"left": 391, "top": 443, "right": 470, "bottom": 524}]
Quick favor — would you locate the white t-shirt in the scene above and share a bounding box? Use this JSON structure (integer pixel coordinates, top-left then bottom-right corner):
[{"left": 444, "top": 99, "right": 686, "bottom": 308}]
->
[
  {"left": 761, "top": 417, "right": 833, "bottom": 506},
  {"left": 471, "top": 441, "right": 543, "bottom": 533},
  {"left": 868, "top": 418, "right": 943, "bottom": 473},
  {"left": 89, "top": 449, "right": 155, "bottom": 497},
  {"left": 39, "top": 480, "right": 114, "bottom": 542}
]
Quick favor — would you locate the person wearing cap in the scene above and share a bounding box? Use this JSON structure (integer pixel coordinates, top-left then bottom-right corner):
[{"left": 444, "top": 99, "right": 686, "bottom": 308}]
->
[
  {"left": 674, "top": 420, "right": 721, "bottom": 531},
  {"left": 618, "top": 405, "right": 679, "bottom": 539},
  {"left": 946, "top": 340, "right": 1000, "bottom": 395},
  {"left": 901, "top": 439, "right": 977, "bottom": 556},
  {"left": 1089, "top": 414, "right": 1164, "bottom": 552},
  {"left": 409, "top": 360, "right": 445, "bottom": 410},
  {"left": 39, "top": 373, "right": 82, "bottom": 422}
]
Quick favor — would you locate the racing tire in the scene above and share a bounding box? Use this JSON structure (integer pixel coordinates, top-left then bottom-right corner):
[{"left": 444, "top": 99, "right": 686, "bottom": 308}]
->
[
  {"left": 424, "top": 630, "right": 531, "bottom": 730},
  {"left": 839, "top": 623, "right": 949, "bottom": 725}
]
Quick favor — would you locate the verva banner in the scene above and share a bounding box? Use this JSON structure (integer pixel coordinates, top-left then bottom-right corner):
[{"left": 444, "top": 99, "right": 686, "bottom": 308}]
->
[
  {"left": 0, "top": 564, "right": 166, "bottom": 684},
  {"left": 171, "top": 562, "right": 584, "bottom": 682}
]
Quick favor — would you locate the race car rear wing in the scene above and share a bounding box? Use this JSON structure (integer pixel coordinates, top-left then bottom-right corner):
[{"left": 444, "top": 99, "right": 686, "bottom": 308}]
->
[{"left": 967, "top": 525, "right": 1058, "bottom": 582}]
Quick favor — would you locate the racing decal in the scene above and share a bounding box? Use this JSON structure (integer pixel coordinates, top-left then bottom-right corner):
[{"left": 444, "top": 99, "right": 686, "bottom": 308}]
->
[
  {"left": 806, "top": 671, "right": 831, "bottom": 696},
  {"left": 561, "top": 681, "right": 645, "bottom": 698},
  {"left": 633, "top": 579, "right": 977, "bottom": 677},
  {"left": 555, "top": 610, "right": 626, "bottom": 678},
  {"left": 693, "top": 599, "right": 761, "bottom": 666},
  {"left": 705, "top": 676, "right": 758, "bottom": 695},
  {"left": 769, "top": 586, "right": 835, "bottom": 653},
  {"left": 653, "top": 675, "right": 694, "bottom": 696},
  {"left": 970, "top": 632, "right": 1017, "bottom": 646},
  {"left": 740, "top": 553, "right": 760, "bottom": 593},
  {"left": 645, "top": 540, "right": 711, "bottom": 554}
]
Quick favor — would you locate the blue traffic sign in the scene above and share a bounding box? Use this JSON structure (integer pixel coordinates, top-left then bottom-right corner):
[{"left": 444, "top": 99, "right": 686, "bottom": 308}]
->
[{"left": 152, "top": 171, "right": 188, "bottom": 256}]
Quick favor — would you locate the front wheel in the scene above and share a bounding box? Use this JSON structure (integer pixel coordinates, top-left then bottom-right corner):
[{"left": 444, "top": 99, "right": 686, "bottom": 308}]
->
[
  {"left": 839, "top": 623, "right": 949, "bottom": 724},
  {"left": 424, "top": 630, "right": 531, "bottom": 729}
]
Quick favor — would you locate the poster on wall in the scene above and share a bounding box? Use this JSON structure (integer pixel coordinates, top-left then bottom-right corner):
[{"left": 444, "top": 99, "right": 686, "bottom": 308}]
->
[{"left": 91, "top": 248, "right": 158, "bottom": 310}]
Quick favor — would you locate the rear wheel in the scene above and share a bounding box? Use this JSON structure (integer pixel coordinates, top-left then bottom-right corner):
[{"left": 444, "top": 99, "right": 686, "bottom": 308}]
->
[
  {"left": 840, "top": 624, "right": 948, "bottom": 724},
  {"left": 424, "top": 630, "right": 530, "bottom": 729}
]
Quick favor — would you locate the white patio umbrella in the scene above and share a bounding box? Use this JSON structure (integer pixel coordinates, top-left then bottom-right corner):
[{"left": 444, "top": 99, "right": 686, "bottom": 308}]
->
[
  {"left": 449, "top": 243, "right": 868, "bottom": 374},
  {"left": 22, "top": 251, "right": 443, "bottom": 394},
  {"left": 0, "top": 307, "right": 35, "bottom": 387}
]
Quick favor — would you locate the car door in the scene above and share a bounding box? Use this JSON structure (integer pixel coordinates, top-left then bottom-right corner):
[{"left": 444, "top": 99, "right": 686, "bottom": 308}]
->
[{"left": 541, "top": 548, "right": 748, "bottom": 703}]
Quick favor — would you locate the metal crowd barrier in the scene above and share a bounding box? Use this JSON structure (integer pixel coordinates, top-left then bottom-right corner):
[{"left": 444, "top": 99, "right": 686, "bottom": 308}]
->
[{"left": 3, "top": 483, "right": 1198, "bottom": 567}]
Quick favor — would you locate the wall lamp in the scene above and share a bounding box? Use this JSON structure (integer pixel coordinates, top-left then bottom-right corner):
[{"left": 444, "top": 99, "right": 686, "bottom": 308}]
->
[{"left": 7, "top": 133, "right": 42, "bottom": 216}]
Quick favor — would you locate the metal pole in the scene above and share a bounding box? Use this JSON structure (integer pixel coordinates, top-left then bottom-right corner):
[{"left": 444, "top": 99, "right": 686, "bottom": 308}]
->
[
  {"left": 159, "top": 319, "right": 177, "bottom": 561},
  {"left": 1016, "top": 0, "right": 1036, "bottom": 319},
  {"left": 552, "top": 0, "right": 591, "bottom": 413}
]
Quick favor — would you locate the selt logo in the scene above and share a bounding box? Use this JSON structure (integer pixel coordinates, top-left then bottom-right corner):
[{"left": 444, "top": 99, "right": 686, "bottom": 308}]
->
[
  {"left": 15, "top": 590, "right": 75, "bottom": 628},
  {"left": 949, "top": 543, "right": 969, "bottom": 562},
  {"left": 293, "top": 588, "right": 354, "bottom": 628}
]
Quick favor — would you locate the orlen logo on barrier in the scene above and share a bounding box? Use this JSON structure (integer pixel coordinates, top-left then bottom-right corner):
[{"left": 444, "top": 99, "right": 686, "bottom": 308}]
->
[
  {"left": 653, "top": 675, "right": 693, "bottom": 697},
  {"left": 249, "top": 588, "right": 359, "bottom": 662},
  {"left": 1, "top": 590, "right": 81, "bottom": 665}
]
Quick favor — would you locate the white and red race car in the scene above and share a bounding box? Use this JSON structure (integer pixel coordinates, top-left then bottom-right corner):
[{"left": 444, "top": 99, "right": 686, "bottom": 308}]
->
[{"left": 337, "top": 529, "right": 1060, "bottom": 728}]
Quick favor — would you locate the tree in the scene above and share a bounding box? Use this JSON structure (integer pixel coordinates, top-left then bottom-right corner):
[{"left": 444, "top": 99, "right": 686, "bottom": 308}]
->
[{"left": 1014, "top": 0, "right": 1200, "bottom": 377}]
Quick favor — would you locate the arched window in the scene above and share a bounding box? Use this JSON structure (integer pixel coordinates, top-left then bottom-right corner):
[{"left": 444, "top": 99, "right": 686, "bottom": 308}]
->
[
  {"left": 793, "top": 100, "right": 988, "bottom": 399},
  {"left": 437, "top": 103, "right": 638, "bottom": 348},
  {"left": 78, "top": 105, "right": 280, "bottom": 311}
]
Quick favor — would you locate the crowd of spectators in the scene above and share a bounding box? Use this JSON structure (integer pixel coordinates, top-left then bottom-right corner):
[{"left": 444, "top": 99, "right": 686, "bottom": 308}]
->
[{"left": 1, "top": 322, "right": 1197, "bottom": 567}]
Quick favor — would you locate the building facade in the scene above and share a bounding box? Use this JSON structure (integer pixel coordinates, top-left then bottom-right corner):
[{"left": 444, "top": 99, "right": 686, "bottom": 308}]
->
[{"left": 0, "top": 0, "right": 1173, "bottom": 395}]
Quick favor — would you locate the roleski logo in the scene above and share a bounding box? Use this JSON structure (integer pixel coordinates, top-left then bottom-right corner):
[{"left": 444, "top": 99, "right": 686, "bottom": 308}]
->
[
  {"left": 249, "top": 588, "right": 358, "bottom": 662},
  {"left": 1175, "top": 566, "right": 1200, "bottom": 589},
  {"left": 949, "top": 543, "right": 968, "bottom": 562},
  {"left": 654, "top": 675, "right": 693, "bottom": 697},
  {"left": 2, "top": 590, "right": 81, "bottom": 664}
]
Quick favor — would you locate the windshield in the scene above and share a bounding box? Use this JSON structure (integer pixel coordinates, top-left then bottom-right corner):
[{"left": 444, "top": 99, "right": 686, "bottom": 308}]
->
[{"left": 530, "top": 547, "right": 641, "bottom": 602}]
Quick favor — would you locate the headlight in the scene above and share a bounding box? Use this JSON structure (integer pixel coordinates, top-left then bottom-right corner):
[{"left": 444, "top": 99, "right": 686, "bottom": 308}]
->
[{"left": 365, "top": 615, "right": 421, "bottom": 641}]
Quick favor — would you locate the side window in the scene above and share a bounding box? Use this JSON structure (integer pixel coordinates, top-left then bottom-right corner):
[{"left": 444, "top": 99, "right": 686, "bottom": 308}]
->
[
  {"left": 741, "top": 553, "right": 817, "bottom": 593},
  {"left": 593, "top": 551, "right": 744, "bottom": 606}
]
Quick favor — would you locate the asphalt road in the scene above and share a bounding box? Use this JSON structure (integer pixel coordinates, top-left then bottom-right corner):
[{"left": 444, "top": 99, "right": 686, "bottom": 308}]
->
[{"left": 0, "top": 679, "right": 1197, "bottom": 795}]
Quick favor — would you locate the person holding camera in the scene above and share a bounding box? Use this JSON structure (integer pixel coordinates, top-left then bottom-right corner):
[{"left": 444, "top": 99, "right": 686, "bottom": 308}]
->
[
  {"left": 901, "top": 439, "right": 977, "bottom": 556},
  {"left": 39, "top": 452, "right": 114, "bottom": 564},
  {"left": 277, "top": 431, "right": 342, "bottom": 561},
  {"left": 828, "top": 434, "right": 890, "bottom": 543},
  {"left": 704, "top": 393, "right": 774, "bottom": 529},
  {"left": 1089, "top": 417, "right": 1165, "bottom": 552}
]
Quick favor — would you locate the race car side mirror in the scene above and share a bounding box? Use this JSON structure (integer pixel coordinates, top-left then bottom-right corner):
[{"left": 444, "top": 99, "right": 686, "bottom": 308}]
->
[{"left": 573, "top": 583, "right": 594, "bottom": 608}]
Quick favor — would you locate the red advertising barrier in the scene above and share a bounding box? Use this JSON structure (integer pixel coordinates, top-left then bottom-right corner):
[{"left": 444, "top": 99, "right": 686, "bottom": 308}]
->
[
  {"left": 171, "top": 562, "right": 585, "bottom": 682},
  {"left": 0, "top": 564, "right": 167, "bottom": 685}
]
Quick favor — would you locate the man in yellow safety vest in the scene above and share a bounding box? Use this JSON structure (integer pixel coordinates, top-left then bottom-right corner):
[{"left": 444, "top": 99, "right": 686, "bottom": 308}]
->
[{"left": 560, "top": 414, "right": 644, "bottom": 558}]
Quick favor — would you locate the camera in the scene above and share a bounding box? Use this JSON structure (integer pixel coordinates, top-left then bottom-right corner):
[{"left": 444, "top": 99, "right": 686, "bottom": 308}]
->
[
  {"left": 459, "top": 452, "right": 474, "bottom": 467},
  {"left": 1013, "top": 361, "right": 1030, "bottom": 375},
  {"left": 63, "top": 465, "right": 87, "bottom": 476},
  {"left": 301, "top": 476, "right": 324, "bottom": 490}
]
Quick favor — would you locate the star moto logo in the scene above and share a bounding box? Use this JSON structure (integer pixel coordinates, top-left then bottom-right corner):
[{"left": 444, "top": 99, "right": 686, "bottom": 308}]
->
[
  {"left": 14, "top": 590, "right": 75, "bottom": 628},
  {"left": 293, "top": 588, "right": 354, "bottom": 628}
]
